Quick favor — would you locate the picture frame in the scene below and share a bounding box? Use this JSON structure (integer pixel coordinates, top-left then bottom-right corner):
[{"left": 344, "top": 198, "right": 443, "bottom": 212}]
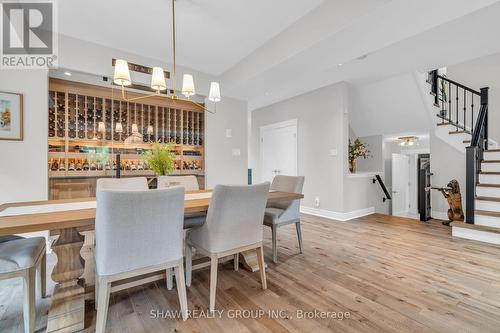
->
[{"left": 0, "top": 91, "right": 23, "bottom": 141}]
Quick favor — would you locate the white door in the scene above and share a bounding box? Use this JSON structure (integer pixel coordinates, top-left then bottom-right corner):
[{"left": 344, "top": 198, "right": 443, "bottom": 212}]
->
[
  {"left": 260, "top": 120, "right": 297, "bottom": 183},
  {"left": 392, "top": 153, "right": 410, "bottom": 216}
]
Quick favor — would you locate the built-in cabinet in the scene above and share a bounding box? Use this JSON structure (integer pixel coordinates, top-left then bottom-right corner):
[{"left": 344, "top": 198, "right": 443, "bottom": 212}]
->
[{"left": 48, "top": 78, "right": 205, "bottom": 199}]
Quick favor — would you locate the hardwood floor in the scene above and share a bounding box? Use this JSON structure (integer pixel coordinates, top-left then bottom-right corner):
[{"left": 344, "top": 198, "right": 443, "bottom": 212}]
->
[{"left": 1, "top": 213, "right": 500, "bottom": 332}]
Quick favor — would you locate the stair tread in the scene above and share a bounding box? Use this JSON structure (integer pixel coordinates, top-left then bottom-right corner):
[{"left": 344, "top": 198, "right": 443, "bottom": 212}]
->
[
  {"left": 476, "top": 210, "right": 500, "bottom": 218},
  {"left": 449, "top": 130, "right": 470, "bottom": 135},
  {"left": 481, "top": 160, "right": 500, "bottom": 163},
  {"left": 451, "top": 221, "right": 500, "bottom": 234},
  {"left": 437, "top": 122, "right": 453, "bottom": 126},
  {"left": 480, "top": 172, "right": 500, "bottom": 175},
  {"left": 476, "top": 196, "right": 500, "bottom": 202},
  {"left": 477, "top": 183, "right": 500, "bottom": 188},
  {"left": 485, "top": 149, "right": 500, "bottom": 153}
]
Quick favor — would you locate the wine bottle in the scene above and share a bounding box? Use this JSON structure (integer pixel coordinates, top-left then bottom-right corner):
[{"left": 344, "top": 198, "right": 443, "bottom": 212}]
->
[
  {"left": 76, "top": 159, "right": 83, "bottom": 171},
  {"left": 90, "top": 160, "right": 97, "bottom": 171},
  {"left": 82, "top": 159, "right": 89, "bottom": 171},
  {"left": 68, "top": 159, "right": 76, "bottom": 171},
  {"left": 58, "top": 160, "right": 66, "bottom": 171}
]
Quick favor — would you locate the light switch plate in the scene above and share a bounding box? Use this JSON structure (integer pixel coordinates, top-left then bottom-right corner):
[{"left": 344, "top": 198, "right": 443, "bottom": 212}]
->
[
  {"left": 232, "top": 148, "right": 241, "bottom": 156},
  {"left": 226, "top": 129, "right": 233, "bottom": 138}
]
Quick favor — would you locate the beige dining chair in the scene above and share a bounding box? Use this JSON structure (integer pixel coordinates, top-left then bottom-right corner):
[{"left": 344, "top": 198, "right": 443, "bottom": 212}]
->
[
  {"left": 264, "top": 175, "right": 305, "bottom": 263},
  {"left": 185, "top": 183, "right": 270, "bottom": 312},
  {"left": 157, "top": 175, "right": 199, "bottom": 191},
  {"left": 94, "top": 188, "right": 188, "bottom": 333},
  {"left": 158, "top": 175, "right": 205, "bottom": 290},
  {"left": 0, "top": 235, "right": 47, "bottom": 333},
  {"left": 96, "top": 176, "right": 149, "bottom": 191}
]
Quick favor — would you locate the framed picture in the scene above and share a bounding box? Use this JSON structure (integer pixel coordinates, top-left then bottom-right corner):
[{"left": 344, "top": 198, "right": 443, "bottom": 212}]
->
[{"left": 0, "top": 91, "right": 23, "bottom": 141}]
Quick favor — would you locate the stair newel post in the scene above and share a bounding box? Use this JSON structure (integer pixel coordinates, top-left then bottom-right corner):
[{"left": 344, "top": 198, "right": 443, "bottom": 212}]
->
[
  {"left": 480, "top": 87, "right": 489, "bottom": 149},
  {"left": 448, "top": 81, "right": 452, "bottom": 122},
  {"left": 465, "top": 146, "right": 476, "bottom": 224}
]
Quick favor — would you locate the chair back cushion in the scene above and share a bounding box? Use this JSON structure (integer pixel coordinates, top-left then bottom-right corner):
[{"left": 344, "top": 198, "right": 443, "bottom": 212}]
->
[
  {"left": 95, "top": 187, "right": 184, "bottom": 276},
  {"left": 188, "top": 183, "right": 270, "bottom": 253},
  {"left": 269, "top": 175, "right": 305, "bottom": 210},
  {"left": 96, "top": 177, "right": 148, "bottom": 192},
  {"left": 157, "top": 175, "right": 199, "bottom": 191}
]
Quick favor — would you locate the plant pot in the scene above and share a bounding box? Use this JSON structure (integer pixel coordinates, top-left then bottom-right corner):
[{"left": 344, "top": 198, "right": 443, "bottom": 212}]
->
[{"left": 349, "top": 159, "right": 357, "bottom": 173}]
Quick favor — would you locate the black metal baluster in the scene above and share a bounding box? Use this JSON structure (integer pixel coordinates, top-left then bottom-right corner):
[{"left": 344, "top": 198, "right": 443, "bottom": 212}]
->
[
  {"left": 456, "top": 85, "right": 459, "bottom": 131},
  {"left": 471, "top": 93, "right": 474, "bottom": 138},
  {"left": 448, "top": 80, "right": 451, "bottom": 122},
  {"left": 463, "top": 89, "right": 466, "bottom": 133}
]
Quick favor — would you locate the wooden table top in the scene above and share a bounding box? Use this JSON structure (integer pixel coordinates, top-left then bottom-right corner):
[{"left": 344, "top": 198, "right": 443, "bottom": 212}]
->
[{"left": 0, "top": 190, "right": 303, "bottom": 236}]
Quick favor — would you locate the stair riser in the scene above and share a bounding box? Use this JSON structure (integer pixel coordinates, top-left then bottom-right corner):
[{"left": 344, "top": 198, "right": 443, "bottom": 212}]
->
[
  {"left": 479, "top": 174, "right": 500, "bottom": 184},
  {"left": 475, "top": 215, "right": 500, "bottom": 228},
  {"left": 481, "top": 163, "right": 500, "bottom": 172},
  {"left": 484, "top": 151, "right": 500, "bottom": 160},
  {"left": 476, "top": 187, "right": 500, "bottom": 198},
  {"left": 475, "top": 200, "right": 500, "bottom": 212}
]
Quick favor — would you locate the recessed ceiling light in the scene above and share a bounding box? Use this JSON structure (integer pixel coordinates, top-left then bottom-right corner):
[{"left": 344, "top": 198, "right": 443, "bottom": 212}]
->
[
  {"left": 338, "top": 63, "right": 343, "bottom": 67},
  {"left": 64, "top": 71, "right": 72, "bottom": 76}
]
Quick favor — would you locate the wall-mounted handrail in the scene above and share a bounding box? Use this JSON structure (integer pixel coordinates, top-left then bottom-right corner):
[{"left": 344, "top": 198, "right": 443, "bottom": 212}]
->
[{"left": 372, "top": 174, "right": 391, "bottom": 202}]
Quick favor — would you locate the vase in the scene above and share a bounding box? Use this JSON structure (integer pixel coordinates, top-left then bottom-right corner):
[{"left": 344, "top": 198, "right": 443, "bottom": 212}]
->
[{"left": 350, "top": 159, "right": 357, "bottom": 173}]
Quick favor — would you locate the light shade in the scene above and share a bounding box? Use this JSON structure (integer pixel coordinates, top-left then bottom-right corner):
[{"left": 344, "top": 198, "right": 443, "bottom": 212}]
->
[
  {"left": 115, "top": 122, "right": 123, "bottom": 133},
  {"left": 208, "top": 82, "right": 221, "bottom": 102},
  {"left": 131, "top": 123, "right": 139, "bottom": 134},
  {"left": 97, "top": 122, "right": 106, "bottom": 133},
  {"left": 151, "top": 67, "right": 167, "bottom": 91},
  {"left": 182, "top": 74, "right": 195, "bottom": 97},
  {"left": 147, "top": 125, "right": 154, "bottom": 135},
  {"left": 113, "top": 59, "right": 132, "bottom": 86}
]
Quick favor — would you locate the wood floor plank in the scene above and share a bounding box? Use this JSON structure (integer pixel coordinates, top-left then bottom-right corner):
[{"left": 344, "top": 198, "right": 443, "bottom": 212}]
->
[{"left": 1, "top": 213, "right": 500, "bottom": 332}]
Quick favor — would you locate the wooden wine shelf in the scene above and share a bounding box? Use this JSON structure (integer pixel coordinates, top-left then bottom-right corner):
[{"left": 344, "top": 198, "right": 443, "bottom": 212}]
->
[{"left": 47, "top": 78, "right": 206, "bottom": 197}]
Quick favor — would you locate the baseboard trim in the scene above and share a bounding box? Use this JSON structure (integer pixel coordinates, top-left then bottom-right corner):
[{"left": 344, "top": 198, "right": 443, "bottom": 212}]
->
[
  {"left": 431, "top": 211, "right": 448, "bottom": 221},
  {"left": 300, "top": 206, "right": 375, "bottom": 222}
]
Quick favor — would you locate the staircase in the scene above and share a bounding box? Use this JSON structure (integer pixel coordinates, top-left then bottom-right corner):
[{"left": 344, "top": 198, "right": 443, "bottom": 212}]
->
[{"left": 428, "top": 70, "right": 500, "bottom": 245}]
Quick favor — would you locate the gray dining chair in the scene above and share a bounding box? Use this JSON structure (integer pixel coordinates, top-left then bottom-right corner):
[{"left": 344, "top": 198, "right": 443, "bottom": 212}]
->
[
  {"left": 158, "top": 175, "right": 199, "bottom": 191},
  {"left": 94, "top": 188, "right": 188, "bottom": 333},
  {"left": 0, "top": 235, "right": 47, "bottom": 333},
  {"left": 185, "top": 183, "right": 270, "bottom": 312},
  {"left": 264, "top": 175, "right": 305, "bottom": 263},
  {"left": 96, "top": 176, "right": 149, "bottom": 192},
  {"left": 158, "top": 175, "right": 205, "bottom": 290}
]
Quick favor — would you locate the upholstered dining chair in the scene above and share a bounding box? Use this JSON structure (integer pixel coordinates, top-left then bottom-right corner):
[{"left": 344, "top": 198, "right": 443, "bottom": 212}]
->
[
  {"left": 96, "top": 176, "right": 149, "bottom": 191},
  {"left": 264, "top": 175, "right": 305, "bottom": 263},
  {"left": 158, "top": 175, "right": 205, "bottom": 290},
  {"left": 94, "top": 188, "right": 188, "bottom": 333},
  {"left": 185, "top": 183, "right": 270, "bottom": 312},
  {"left": 157, "top": 175, "right": 199, "bottom": 191},
  {"left": 0, "top": 235, "right": 47, "bottom": 333}
]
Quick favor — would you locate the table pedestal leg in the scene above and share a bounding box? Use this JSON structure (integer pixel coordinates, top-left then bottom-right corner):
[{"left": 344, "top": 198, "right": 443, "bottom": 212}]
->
[
  {"left": 47, "top": 227, "right": 85, "bottom": 333},
  {"left": 240, "top": 250, "right": 267, "bottom": 272}
]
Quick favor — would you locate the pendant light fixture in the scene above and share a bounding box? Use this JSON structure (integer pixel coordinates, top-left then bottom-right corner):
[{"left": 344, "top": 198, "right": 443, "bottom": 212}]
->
[{"left": 112, "top": 0, "right": 220, "bottom": 113}]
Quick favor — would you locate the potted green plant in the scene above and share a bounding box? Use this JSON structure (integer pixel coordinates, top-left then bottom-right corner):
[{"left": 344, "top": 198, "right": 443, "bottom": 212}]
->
[
  {"left": 348, "top": 138, "right": 370, "bottom": 173},
  {"left": 141, "top": 142, "right": 176, "bottom": 176}
]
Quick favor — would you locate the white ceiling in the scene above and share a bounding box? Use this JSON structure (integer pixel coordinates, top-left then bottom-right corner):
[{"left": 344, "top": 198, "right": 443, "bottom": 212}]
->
[{"left": 57, "top": 0, "right": 324, "bottom": 75}]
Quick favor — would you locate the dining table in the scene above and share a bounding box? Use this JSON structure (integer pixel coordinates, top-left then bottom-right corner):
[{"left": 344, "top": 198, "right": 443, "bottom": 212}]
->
[{"left": 0, "top": 189, "right": 303, "bottom": 333}]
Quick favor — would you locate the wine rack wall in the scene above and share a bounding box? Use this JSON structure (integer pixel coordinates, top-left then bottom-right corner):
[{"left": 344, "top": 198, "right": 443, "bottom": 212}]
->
[{"left": 48, "top": 78, "right": 205, "bottom": 183}]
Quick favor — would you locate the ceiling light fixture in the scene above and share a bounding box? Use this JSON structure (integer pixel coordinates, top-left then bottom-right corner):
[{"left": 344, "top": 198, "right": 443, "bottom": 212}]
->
[
  {"left": 112, "top": 0, "right": 220, "bottom": 113},
  {"left": 398, "top": 136, "right": 419, "bottom": 147},
  {"left": 64, "top": 71, "right": 72, "bottom": 76}
]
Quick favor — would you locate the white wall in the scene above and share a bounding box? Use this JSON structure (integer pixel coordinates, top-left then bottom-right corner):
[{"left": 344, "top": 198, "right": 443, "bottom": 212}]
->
[
  {"left": 447, "top": 52, "right": 500, "bottom": 143},
  {"left": 205, "top": 97, "right": 248, "bottom": 188},
  {"left": 0, "top": 70, "right": 49, "bottom": 204},
  {"left": 250, "top": 83, "right": 347, "bottom": 212},
  {"left": 429, "top": 133, "right": 465, "bottom": 218},
  {"left": 356, "top": 135, "right": 383, "bottom": 173}
]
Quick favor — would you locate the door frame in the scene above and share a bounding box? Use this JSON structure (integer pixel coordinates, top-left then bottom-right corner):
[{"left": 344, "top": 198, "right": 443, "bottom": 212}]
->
[{"left": 259, "top": 119, "right": 298, "bottom": 182}]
